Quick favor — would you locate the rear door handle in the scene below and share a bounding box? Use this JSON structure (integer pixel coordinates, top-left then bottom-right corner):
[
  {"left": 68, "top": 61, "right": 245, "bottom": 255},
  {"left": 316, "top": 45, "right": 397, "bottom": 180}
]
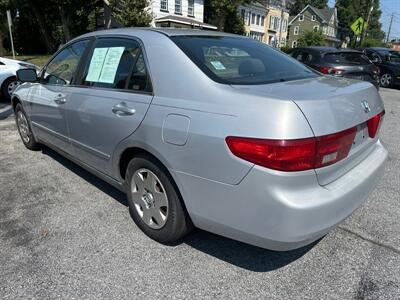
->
[
  {"left": 54, "top": 94, "right": 67, "bottom": 104},
  {"left": 112, "top": 102, "right": 136, "bottom": 116}
]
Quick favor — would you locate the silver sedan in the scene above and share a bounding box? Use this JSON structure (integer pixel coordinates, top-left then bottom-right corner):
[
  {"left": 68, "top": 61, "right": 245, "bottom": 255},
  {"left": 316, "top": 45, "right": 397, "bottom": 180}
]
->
[{"left": 12, "top": 28, "right": 387, "bottom": 250}]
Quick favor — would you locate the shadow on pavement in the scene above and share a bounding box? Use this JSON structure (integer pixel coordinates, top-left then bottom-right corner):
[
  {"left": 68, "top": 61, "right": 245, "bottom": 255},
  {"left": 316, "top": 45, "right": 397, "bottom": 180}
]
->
[
  {"left": 0, "top": 104, "right": 13, "bottom": 120},
  {"left": 41, "top": 146, "right": 320, "bottom": 272},
  {"left": 42, "top": 147, "right": 128, "bottom": 207},
  {"left": 184, "top": 230, "right": 321, "bottom": 272}
]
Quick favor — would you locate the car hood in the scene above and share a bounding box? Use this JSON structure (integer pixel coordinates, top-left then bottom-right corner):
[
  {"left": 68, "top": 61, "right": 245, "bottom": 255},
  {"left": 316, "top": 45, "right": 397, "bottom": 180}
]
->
[{"left": 231, "top": 75, "right": 384, "bottom": 137}]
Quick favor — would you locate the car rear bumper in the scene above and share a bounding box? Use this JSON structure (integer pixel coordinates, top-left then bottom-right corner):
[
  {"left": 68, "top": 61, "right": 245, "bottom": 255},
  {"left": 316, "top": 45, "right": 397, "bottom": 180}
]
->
[{"left": 175, "top": 140, "right": 388, "bottom": 251}]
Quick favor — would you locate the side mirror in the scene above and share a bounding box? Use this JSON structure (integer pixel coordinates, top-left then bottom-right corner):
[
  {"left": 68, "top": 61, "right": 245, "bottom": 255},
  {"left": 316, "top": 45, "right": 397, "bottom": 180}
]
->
[{"left": 16, "top": 68, "right": 38, "bottom": 82}]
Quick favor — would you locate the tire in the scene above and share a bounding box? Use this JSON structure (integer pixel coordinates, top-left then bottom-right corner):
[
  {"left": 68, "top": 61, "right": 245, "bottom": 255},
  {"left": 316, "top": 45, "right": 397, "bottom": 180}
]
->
[
  {"left": 14, "top": 103, "right": 41, "bottom": 150},
  {"left": 380, "top": 72, "right": 393, "bottom": 88},
  {"left": 125, "top": 154, "right": 192, "bottom": 244},
  {"left": 1, "top": 77, "right": 20, "bottom": 102}
]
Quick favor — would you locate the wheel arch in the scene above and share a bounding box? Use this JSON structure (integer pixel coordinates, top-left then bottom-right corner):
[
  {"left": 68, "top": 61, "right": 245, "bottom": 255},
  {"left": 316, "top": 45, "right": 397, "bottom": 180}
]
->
[{"left": 11, "top": 94, "right": 21, "bottom": 111}]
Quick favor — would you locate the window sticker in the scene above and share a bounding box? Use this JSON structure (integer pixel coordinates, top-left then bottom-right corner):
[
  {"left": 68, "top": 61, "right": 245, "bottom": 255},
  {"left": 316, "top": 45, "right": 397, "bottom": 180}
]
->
[
  {"left": 98, "top": 47, "right": 125, "bottom": 83},
  {"left": 86, "top": 48, "right": 108, "bottom": 82},
  {"left": 86, "top": 47, "right": 125, "bottom": 84},
  {"left": 210, "top": 61, "right": 226, "bottom": 70}
]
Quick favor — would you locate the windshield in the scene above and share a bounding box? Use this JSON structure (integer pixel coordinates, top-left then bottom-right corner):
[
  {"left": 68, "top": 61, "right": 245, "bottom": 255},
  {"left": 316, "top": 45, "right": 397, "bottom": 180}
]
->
[
  {"left": 378, "top": 50, "right": 400, "bottom": 62},
  {"left": 171, "top": 36, "right": 317, "bottom": 85},
  {"left": 324, "top": 52, "right": 371, "bottom": 65}
]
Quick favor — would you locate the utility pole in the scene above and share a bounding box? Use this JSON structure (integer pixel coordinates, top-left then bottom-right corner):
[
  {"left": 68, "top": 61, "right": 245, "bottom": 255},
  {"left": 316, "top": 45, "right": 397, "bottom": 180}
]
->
[
  {"left": 360, "top": 0, "right": 374, "bottom": 46},
  {"left": 385, "top": 13, "right": 394, "bottom": 44},
  {"left": 277, "top": 0, "right": 286, "bottom": 49},
  {"left": 6, "top": 10, "right": 15, "bottom": 59}
]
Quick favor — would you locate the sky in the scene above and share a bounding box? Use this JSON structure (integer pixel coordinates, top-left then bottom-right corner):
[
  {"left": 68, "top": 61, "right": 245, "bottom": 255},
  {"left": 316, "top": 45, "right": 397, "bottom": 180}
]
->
[{"left": 328, "top": 0, "right": 400, "bottom": 41}]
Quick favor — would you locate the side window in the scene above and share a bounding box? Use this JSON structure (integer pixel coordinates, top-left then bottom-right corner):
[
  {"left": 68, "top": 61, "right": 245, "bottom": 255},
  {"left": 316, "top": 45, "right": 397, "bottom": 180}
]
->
[
  {"left": 42, "top": 40, "right": 89, "bottom": 86},
  {"left": 81, "top": 38, "right": 151, "bottom": 92}
]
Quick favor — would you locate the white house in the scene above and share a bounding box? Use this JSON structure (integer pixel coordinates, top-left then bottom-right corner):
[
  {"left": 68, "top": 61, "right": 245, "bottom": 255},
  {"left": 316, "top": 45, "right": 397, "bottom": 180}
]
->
[
  {"left": 238, "top": 1, "right": 268, "bottom": 42},
  {"left": 150, "top": 0, "right": 217, "bottom": 29}
]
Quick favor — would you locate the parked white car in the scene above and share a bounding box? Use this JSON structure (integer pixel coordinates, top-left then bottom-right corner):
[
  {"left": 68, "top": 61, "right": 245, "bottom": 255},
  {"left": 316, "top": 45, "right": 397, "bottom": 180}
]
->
[{"left": 0, "top": 57, "right": 37, "bottom": 102}]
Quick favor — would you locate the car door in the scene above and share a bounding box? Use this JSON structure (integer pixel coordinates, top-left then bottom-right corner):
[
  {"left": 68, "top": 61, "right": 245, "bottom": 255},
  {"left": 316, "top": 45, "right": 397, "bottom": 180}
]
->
[
  {"left": 27, "top": 39, "right": 91, "bottom": 154},
  {"left": 66, "top": 37, "right": 153, "bottom": 176}
]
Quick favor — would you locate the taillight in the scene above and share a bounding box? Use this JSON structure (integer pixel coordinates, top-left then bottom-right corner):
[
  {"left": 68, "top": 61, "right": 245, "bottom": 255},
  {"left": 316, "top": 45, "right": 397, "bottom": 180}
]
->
[
  {"left": 226, "top": 127, "right": 357, "bottom": 172},
  {"left": 367, "top": 111, "right": 385, "bottom": 138},
  {"left": 319, "top": 66, "right": 344, "bottom": 75}
]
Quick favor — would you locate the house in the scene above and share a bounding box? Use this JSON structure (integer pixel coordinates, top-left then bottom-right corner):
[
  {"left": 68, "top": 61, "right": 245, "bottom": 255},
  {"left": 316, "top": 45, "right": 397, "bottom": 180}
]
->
[
  {"left": 98, "top": 0, "right": 216, "bottom": 30},
  {"left": 151, "top": 0, "right": 216, "bottom": 29},
  {"left": 287, "top": 5, "right": 340, "bottom": 48},
  {"left": 238, "top": 1, "right": 268, "bottom": 42},
  {"left": 265, "top": 0, "right": 289, "bottom": 47}
]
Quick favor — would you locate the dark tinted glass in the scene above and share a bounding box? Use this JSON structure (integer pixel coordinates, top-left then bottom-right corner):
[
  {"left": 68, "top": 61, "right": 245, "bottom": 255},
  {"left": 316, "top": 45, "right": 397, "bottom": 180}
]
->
[
  {"left": 324, "top": 52, "right": 370, "bottom": 65},
  {"left": 82, "top": 38, "right": 151, "bottom": 91},
  {"left": 377, "top": 50, "right": 400, "bottom": 62},
  {"left": 171, "top": 36, "right": 317, "bottom": 85},
  {"left": 43, "top": 39, "right": 89, "bottom": 85}
]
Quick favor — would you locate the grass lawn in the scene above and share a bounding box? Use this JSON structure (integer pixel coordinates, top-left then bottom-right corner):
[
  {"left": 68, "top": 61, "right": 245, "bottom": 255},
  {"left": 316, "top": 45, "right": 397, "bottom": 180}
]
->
[{"left": 4, "top": 55, "right": 51, "bottom": 68}]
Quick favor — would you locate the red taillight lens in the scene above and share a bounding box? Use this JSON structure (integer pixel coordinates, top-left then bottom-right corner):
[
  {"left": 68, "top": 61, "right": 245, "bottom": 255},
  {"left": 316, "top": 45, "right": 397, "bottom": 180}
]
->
[
  {"left": 226, "top": 127, "right": 357, "bottom": 172},
  {"left": 367, "top": 111, "right": 385, "bottom": 138},
  {"left": 319, "top": 66, "right": 343, "bottom": 75},
  {"left": 314, "top": 127, "right": 357, "bottom": 168},
  {"left": 225, "top": 137, "right": 316, "bottom": 171}
]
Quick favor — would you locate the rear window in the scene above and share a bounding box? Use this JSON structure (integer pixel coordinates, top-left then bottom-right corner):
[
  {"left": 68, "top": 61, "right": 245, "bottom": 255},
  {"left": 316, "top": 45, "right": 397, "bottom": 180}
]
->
[
  {"left": 171, "top": 36, "right": 317, "bottom": 85},
  {"left": 324, "top": 52, "right": 371, "bottom": 65}
]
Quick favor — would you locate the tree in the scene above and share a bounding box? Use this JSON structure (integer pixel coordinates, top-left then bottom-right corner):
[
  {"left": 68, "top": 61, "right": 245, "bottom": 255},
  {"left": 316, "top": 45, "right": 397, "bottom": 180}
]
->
[
  {"left": 204, "top": 0, "right": 251, "bottom": 33},
  {"left": 335, "top": 0, "right": 384, "bottom": 46},
  {"left": 109, "top": 0, "right": 152, "bottom": 27},
  {"left": 288, "top": 0, "right": 328, "bottom": 16},
  {"left": 297, "top": 30, "right": 324, "bottom": 46}
]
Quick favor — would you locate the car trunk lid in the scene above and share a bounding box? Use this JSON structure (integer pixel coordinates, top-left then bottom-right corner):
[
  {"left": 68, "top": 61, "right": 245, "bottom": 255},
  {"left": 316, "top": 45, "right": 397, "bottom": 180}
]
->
[{"left": 232, "top": 76, "right": 385, "bottom": 185}]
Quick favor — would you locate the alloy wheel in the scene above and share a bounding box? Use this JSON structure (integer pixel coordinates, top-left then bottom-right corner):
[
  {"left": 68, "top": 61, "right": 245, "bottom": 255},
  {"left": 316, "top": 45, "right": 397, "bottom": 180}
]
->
[
  {"left": 130, "top": 168, "right": 169, "bottom": 229},
  {"left": 7, "top": 80, "right": 20, "bottom": 96},
  {"left": 380, "top": 73, "right": 392, "bottom": 87}
]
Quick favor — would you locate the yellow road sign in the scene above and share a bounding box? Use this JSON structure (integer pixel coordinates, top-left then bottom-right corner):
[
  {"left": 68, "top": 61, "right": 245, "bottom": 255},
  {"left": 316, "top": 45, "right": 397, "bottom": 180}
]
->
[{"left": 351, "top": 17, "right": 367, "bottom": 35}]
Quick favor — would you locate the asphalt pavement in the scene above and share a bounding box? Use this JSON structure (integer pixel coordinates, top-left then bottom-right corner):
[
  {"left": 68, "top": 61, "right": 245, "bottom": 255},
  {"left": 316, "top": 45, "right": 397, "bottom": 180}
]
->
[{"left": 0, "top": 88, "right": 399, "bottom": 299}]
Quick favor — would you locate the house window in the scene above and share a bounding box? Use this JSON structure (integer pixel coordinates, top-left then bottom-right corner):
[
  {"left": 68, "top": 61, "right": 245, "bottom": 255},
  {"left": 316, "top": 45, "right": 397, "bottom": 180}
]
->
[
  {"left": 188, "top": 0, "right": 194, "bottom": 16},
  {"left": 282, "top": 20, "right": 287, "bottom": 32},
  {"left": 294, "top": 26, "right": 299, "bottom": 35},
  {"left": 240, "top": 9, "right": 245, "bottom": 21},
  {"left": 160, "top": 0, "right": 168, "bottom": 11},
  {"left": 311, "top": 15, "right": 316, "bottom": 21},
  {"left": 256, "top": 15, "right": 260, "bottom": 25},
  {"left": 261, "top": 16, "right": 265, "bottom": 26},
  {"left": 313, "top": 25, "right": 319, "bottom": 32},
  {"left": 276, "top": 18, "right": 281, "bottom": 30},
  {"left": 175, "top": 0, "right": 182, "bottom": 14},
  {"left": 322, "top": 26, "right": 327, "bottom": 35},
  {"left": 281, "top": 37, "right": 286, "bottom": 46},
  {"left": 247, "top": 12, "right": 251, "bottom": 25},
  {"left": 299, "top": 14, "right": 304, "bottom": 21},
  {"left": 292, "top": 40, "right": 297, "bottom": 48},
  {"left": 269, "top": 16, "right": 275, "bottom": 29},
  {"left": 251, "top": 13, "right": 255, "bottom": 24}
]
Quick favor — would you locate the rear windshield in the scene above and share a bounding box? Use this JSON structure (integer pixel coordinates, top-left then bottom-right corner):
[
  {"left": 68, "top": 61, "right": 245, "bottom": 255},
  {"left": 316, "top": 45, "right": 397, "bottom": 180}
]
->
[
  {"left": 171, "top": 36, "right": 317, "bottom": 85},
  {"left": 324, "top": 52, "right": 371, "bottom": 65}
]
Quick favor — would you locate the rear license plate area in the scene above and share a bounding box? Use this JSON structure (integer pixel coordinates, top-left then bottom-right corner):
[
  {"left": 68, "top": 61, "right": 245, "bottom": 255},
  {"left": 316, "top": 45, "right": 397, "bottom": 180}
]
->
[{"left": 352, "top": 123, "right": 369, "bottom": 148}]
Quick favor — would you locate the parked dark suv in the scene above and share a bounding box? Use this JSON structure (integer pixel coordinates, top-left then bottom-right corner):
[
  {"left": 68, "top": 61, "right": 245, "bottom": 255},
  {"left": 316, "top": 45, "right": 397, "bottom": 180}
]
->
[
  {"left": 287, "top": 47, "right": 380, "bottom": 89},
  {"left": 363, "top": 47, "right": 400, "bottom": 88}
]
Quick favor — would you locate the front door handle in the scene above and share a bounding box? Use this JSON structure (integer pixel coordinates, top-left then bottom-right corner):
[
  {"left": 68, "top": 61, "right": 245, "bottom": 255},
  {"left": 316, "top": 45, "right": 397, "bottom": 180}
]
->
[
  {"left": 112, "top": 102, "right": 136, "bottom": 116},
  {"left": 54, "top": 94, "right": 67, "bottom": 104}
]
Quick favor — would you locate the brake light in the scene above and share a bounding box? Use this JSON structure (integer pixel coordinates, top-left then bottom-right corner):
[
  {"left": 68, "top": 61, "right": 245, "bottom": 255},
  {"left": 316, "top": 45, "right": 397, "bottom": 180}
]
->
[
  {"left": 367, "top": 111, "right": 385, "bottom": 138},
  {"left": 226, "top": 127, "right": 357, "bottom": 172},
  {"left": 319, "top": 66, "right": 344, "bottom": 75}
]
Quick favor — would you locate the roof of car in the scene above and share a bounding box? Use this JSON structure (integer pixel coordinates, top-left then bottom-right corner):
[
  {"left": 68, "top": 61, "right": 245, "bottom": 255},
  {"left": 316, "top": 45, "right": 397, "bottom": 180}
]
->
[
  {"left": 76, "top": 27, "right": 238, "bottom": 40},
  {"left": 366, "top": 47, "right": 392, "bottom": 51}
]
